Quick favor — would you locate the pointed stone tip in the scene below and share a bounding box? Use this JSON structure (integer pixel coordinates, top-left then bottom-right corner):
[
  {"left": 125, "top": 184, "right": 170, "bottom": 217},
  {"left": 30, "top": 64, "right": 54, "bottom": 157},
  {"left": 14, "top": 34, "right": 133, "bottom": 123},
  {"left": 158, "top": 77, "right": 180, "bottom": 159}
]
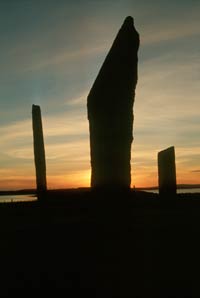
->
[
  {"left": 122, "top": 16, "right": 138, "bottom": 34},
  {"left": 124, "top": 16, "right": 134, "bottom": 25}
]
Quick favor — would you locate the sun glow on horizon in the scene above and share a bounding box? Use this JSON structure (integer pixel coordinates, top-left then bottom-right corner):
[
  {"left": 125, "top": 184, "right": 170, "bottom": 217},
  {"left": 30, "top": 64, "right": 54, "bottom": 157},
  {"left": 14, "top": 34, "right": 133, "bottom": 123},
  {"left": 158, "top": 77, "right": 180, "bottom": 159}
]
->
[
  {"left": 46, "top": 169, "right": 91, "bottom": 190},
  {"left": 0, "top": 113, "right": 199, "bottom": 191},
  {"left": 1, "top": 161, "right": 200, "bottom": 191}
]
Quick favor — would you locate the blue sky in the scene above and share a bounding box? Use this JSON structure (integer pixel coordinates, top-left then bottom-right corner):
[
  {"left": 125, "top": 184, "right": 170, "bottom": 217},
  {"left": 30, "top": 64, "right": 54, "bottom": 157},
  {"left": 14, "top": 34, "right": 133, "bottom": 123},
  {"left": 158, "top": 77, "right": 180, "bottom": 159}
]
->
[{"left": 0, "top": 0, "right": 200, "bottom": 189}]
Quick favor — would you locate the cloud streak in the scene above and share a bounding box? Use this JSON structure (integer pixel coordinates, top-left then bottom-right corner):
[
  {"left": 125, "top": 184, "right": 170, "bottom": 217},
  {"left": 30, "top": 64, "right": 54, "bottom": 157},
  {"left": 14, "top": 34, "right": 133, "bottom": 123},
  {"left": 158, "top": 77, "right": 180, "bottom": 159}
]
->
[
  {"left": 0, "top": 106, "right": 90, "bottom": 189},
  {"left": 142, "top": 20, "right": 200, "bottom": 46}
]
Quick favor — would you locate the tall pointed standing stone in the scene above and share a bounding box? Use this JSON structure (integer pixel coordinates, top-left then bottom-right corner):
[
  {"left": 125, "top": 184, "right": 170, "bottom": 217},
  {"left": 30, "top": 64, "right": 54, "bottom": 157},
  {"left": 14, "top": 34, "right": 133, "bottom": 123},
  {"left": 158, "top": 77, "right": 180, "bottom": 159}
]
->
[
  {"left": 158, "top": 146, "right": 176, "bottom": 196},
  {"left": 87, "top": 16, "right": 139, "bottom": 189},
  {"left": 32, "top": 104, "right": 47, "bottom": 195}
]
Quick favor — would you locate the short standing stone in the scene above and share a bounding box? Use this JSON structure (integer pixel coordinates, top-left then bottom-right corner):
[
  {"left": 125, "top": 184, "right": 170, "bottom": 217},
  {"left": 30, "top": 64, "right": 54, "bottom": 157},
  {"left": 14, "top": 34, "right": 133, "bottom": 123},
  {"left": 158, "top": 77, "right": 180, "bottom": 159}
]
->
[{"left": 158, "top": 146, "right": 176, "bottom": 196}]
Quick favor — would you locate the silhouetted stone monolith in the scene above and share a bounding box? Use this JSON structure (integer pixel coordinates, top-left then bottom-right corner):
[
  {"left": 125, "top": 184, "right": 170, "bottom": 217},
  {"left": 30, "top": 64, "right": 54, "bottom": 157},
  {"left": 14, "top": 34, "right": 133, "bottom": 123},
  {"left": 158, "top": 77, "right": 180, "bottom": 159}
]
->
[
  {"left": 158, "top": 146, "right": 176, "bottom": 196},
  {"left": 87, "top": 16, "right": 139, "bottom": 189},
  {"left": 32, "top": 104, "right": 47, "bottom": 195}
]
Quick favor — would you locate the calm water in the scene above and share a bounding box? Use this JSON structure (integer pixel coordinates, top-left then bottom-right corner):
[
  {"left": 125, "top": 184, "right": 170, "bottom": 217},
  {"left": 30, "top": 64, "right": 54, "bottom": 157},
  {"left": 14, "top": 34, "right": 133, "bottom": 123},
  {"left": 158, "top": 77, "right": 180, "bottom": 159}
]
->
[
  {"left": 0, "top": 189, "right": 200, "bottom": 203},
  {"left": 0, "top": 195, "right": 37, "bottom": 203},
  {"left": 144, "top": 188, "right": 200, "bottom": 194}
]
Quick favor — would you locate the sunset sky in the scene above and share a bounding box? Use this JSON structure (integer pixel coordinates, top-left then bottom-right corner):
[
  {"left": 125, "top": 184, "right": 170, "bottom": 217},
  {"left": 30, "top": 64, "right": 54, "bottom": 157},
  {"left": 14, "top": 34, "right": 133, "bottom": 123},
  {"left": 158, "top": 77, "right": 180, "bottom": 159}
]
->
[{"left": 0, "top": 0, "right": 200, "bottom": 190}]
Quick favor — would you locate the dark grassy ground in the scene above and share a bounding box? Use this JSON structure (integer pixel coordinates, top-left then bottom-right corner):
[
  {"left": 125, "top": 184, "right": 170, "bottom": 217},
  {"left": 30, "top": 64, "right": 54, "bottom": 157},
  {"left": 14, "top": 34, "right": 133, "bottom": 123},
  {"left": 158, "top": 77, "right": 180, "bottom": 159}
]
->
[{"left": 0, "top": 190, "right": 200, "bottom": 297}]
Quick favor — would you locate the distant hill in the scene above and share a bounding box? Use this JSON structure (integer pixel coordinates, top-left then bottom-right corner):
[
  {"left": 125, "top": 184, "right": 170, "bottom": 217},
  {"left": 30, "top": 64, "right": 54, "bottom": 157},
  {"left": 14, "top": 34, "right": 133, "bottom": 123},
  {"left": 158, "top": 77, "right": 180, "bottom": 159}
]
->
[
  {"left": 0, "top": 189, "right": 36, "bottom": 196},
  {"left": 138, "top": 184, "right": 200, "bottom": 190},
  {"left": 1, "top": 184, "right": 200, "bottom": 196}
]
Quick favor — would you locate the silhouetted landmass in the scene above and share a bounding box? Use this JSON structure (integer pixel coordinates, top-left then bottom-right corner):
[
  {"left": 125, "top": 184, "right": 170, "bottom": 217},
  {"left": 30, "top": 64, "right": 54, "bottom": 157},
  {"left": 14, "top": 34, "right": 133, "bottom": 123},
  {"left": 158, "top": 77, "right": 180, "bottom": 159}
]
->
[
  {"left": 1, "top": 183, "right": 200, "bottom": 197},
  {"left": 32, "top": 104, "right": 47, "bottom": 194},
  {"left": 87, "top": 16, "right": 139, "bottom": 189},
  {"left": 158, "top": 146, "right": 176, "bottom": 196},
  {"left": 0, "top": 189, "right": 36, "bottom": 196},
  {"left": 0, "top": 190, "right": 200, "bottom": 297},
  {"left": 139, "top": 184, "right": 200, "bottom": 191},
  {"left": 175, "top": 184, "right": 200, "bottom": 189}
]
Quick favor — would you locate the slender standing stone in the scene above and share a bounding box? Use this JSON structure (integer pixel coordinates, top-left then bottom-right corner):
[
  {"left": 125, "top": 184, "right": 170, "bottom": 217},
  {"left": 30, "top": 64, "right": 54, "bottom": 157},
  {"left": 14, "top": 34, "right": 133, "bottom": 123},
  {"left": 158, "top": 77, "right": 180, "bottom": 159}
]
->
[
  {"left": 158, "top": 146, "right": 176, "bottom": 196},
  {"left": 87, "top": 16, "right": 139, "bottom": 189},
  {"left": 32, "top": 104, "right": 47, "bottom": 194}
]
